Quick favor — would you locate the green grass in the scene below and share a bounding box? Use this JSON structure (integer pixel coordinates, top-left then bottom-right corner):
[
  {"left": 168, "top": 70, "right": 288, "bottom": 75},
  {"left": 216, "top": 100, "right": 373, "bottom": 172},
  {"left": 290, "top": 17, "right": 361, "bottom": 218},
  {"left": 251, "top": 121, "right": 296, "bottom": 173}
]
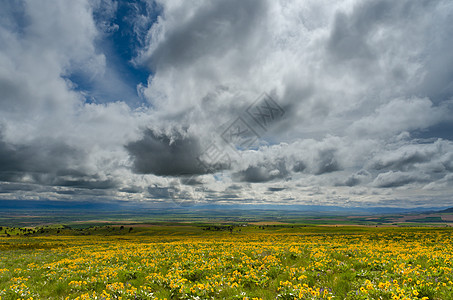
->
[{"left": 0, "top": 225, "right": 453, "bottom": 299}]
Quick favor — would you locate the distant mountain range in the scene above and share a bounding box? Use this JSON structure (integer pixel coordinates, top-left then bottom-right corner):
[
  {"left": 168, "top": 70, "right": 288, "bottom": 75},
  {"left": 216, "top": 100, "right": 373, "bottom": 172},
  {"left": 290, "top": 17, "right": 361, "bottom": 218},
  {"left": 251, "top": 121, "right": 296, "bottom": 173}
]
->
[{"left": 439, "top": 207, "right": 453, "bottom": 213}]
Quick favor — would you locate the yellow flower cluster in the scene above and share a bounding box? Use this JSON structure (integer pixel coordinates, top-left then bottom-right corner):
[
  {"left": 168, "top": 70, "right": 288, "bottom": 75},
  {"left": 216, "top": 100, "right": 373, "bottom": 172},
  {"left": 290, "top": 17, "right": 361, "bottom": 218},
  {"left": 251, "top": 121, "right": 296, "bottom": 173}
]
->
[{"left": 0, "top": 227, "right": 452, "bottom": 299}]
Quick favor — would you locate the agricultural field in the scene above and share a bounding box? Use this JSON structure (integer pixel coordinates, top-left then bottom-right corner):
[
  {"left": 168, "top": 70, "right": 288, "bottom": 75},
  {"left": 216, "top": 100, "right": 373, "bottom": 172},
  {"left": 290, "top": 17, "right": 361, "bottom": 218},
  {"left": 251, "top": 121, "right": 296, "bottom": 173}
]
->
[{"left": 0, "top": 225, "right": 452, "bottom": 300}]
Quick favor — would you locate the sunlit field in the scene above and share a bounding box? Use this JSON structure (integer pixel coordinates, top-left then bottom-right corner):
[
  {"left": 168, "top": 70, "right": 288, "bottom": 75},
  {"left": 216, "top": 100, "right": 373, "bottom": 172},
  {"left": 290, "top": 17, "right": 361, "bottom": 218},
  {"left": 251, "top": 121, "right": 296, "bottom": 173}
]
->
[{"left": 0, "top": 226, "right": 452, "bottom": 300}]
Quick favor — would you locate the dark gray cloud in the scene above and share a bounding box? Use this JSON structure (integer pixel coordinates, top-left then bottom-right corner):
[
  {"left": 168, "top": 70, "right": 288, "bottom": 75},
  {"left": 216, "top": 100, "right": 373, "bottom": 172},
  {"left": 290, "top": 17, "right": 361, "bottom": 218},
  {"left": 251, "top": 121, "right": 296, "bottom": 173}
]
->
[
  {"left": 371, "top": 149, "right": 431, "bottom": 171},
  {"left": 0, "top": 128, "right": 120, "bottom": 193},
  {"left": 327, "top": 0, "right": 433, "bottom": 63},
  {"left": 373, "top": 171, "right": 429, "bottom": 188},
  {"left": 119, "top": 186, "right": 143, "bottom": 194},
  {"left": 234, "top": 165, "right": 274, "bottom": 183},
  {"left": 0, "top": 182, "right": 41, "bottom": 194},
  {"left": 126, "top": 129, "right": 207, "bottom": 176},
  {"left": 226, "top": 184, "right": 243, "bottom": 191},
  {"left": 343, "top": 176, "right": 360, "bottom": 187},
  {"left": 268, "top": 187, "right": 285, "bottom": 192},
  {"left": 234, "top": 160, "right": 289, "bottom": 183},
  {"left": 0, "top": 130, "right": 84, "bottom": 182},
  {"left": 292, "top": 161, "right": 306, "bottom": 173},
  {"left": 126, "top": 128, "right": 230, "bottom": 176},
  {"left": 328, "top": 10, "right": 375, "bottom": 62},
  {"left": 339, "top": 170, "right": 371, "bottom": 187},
  {"left": 413, "top": 7, "right": 453, "bottom": 103},
  {"left": 53, "top": 179, "right": 117, "bottom": 190},
  {"left": 369, "top": 140, "right": 453, "bottom": 176},
  {"left": 147, "top": 0, "right": 268, "bottom": 71},
  {"left": 315, "top": 149, "right": 341, "bottom": 175}
]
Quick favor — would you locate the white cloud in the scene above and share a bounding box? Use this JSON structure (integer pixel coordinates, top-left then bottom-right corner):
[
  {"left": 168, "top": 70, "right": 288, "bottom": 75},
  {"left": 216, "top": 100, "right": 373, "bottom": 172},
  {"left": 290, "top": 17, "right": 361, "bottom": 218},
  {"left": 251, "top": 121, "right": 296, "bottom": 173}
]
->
[
  {"left": 349, "top": 97, "right": 449, "bottom": 137},
  {"left": 1, "top": 0, "right": 453, "bottom": 208}
]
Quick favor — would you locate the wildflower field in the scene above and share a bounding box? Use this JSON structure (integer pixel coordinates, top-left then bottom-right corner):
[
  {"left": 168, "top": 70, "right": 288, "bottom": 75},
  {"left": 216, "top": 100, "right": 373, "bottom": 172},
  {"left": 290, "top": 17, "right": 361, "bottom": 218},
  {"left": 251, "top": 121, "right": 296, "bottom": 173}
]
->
[{"left": 0, "top": 225, "right": 452, "bottom": 300}]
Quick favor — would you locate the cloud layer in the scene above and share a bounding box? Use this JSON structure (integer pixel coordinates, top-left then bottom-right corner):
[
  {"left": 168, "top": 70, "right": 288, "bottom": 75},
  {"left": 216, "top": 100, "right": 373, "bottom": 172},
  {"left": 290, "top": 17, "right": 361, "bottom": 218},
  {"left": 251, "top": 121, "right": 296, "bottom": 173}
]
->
[{"left": 1, "top": 0, "right": 453, "bottom": 208}]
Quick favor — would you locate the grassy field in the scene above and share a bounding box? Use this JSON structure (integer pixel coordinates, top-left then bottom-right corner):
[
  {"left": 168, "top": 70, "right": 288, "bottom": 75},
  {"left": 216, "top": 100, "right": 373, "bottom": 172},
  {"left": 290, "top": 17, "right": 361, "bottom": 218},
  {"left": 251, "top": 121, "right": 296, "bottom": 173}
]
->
[{"left": 0, "top": 225, "right": 452, "bottom": 300}]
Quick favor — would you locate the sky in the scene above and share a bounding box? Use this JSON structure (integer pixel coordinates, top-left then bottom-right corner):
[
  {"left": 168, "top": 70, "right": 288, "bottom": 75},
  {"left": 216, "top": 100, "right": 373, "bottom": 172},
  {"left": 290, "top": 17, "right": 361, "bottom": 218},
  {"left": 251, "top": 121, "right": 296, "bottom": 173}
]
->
[{"left": 1, "top": 0, "right": 453, "bottom": 208}]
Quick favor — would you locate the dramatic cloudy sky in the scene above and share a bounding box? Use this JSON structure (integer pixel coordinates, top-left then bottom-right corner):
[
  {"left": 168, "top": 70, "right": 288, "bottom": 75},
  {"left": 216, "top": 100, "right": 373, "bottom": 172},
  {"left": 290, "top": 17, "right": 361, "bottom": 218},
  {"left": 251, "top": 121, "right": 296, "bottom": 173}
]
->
[{"left": 1, "top": 0, "right": 453, "bottom": 208}]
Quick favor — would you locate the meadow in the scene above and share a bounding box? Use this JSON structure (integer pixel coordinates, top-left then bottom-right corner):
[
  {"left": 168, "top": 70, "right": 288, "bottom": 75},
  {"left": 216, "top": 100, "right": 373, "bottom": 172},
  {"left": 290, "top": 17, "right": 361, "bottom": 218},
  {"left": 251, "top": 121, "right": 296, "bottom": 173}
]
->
[{"left": 0, "top": 225, "right": 452, "bottom": 300}]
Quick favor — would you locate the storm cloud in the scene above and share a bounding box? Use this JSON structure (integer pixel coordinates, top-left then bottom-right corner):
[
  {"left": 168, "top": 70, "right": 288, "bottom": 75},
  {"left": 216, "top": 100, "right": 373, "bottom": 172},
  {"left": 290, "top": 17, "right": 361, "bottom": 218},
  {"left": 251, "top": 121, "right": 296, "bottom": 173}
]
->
[{"left": 126, "top": 129, "right": 205, "bottom": 176}]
